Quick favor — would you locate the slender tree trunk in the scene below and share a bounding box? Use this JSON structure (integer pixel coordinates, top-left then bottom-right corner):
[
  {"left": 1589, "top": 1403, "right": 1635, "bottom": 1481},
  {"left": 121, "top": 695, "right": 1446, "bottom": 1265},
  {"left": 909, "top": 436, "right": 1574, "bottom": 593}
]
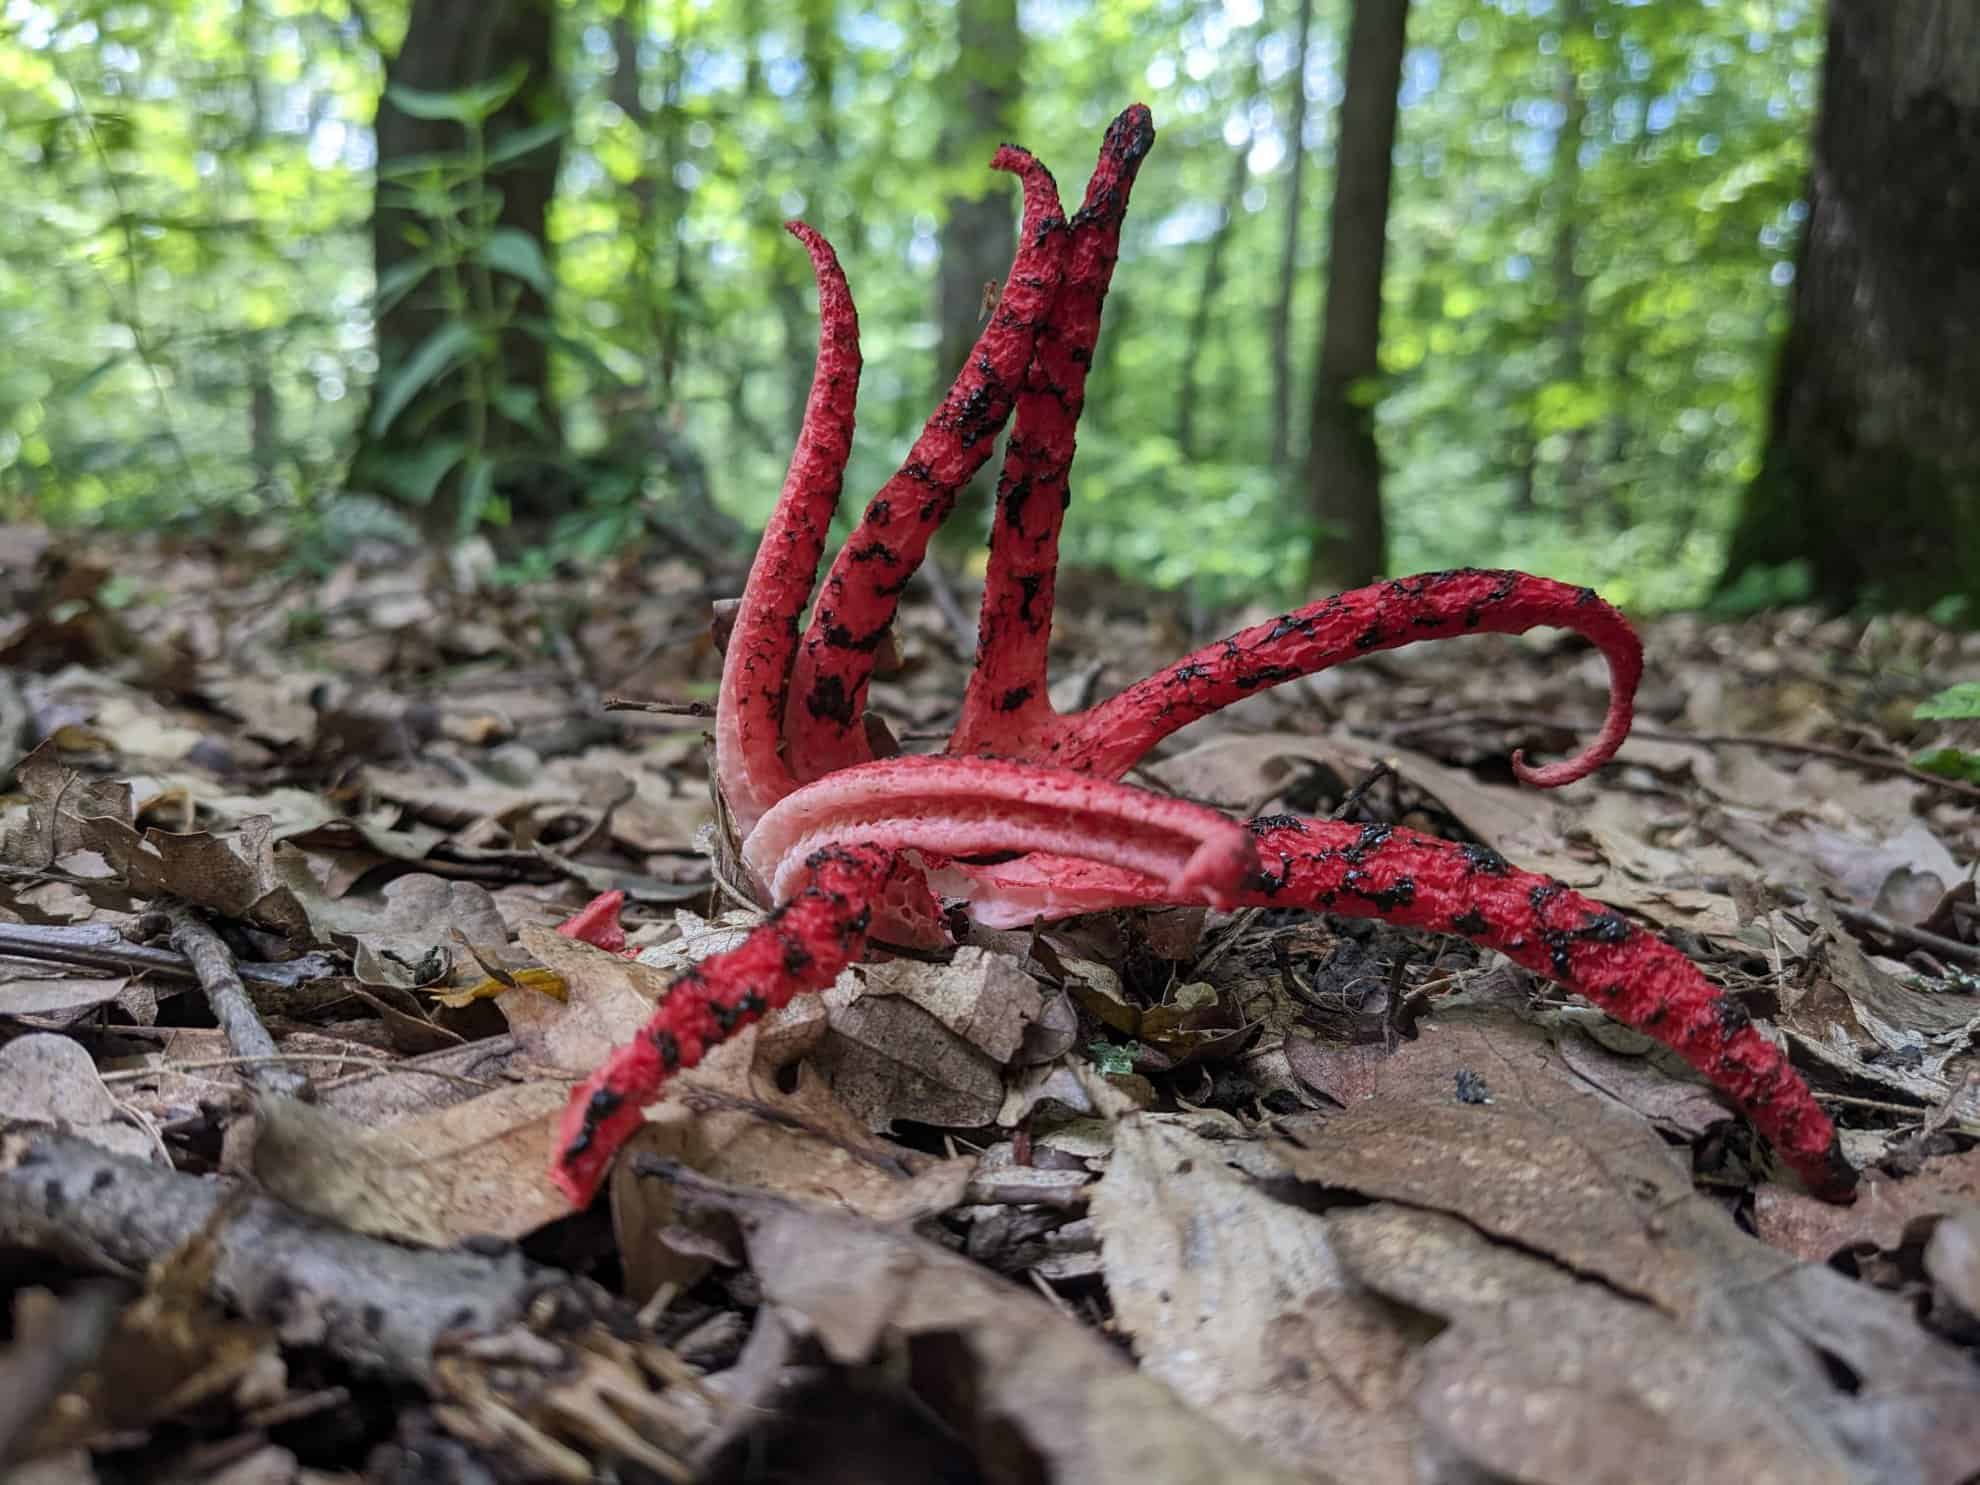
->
[
  {"left": 1306, "top": 0, "right": 1408, "bottom": 590},
  {"left": 1547, "top": 0, "right": 1592, "bottom": 517},
  {"left": 358, "top": 0, "right": 565, "bottom": 532},
  {"left": 933, "top": 0, "right": 1022, "bottom": 549},
  {"left": 240, "top": 0, "right": 279, "bottom": 502},
  {"left": 1720, "top": 0, "right": 1980, "bottom": 610},
  {"left": 1177, "top": 116, "right": 1255, "bottom": 459},
  {"left": 1269, "top": 0, "right": 1315, "bottom": 470}
]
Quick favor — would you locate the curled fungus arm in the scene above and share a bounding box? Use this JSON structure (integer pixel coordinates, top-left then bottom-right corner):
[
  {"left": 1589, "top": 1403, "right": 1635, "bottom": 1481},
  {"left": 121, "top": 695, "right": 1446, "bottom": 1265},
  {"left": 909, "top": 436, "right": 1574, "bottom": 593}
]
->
[{"left": 1043, "top": 569, "right": 1643, "bottom": 785}]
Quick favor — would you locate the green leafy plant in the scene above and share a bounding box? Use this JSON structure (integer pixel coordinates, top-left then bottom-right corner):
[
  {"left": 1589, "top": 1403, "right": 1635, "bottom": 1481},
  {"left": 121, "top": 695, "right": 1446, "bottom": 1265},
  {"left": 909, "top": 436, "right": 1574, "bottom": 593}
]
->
[
  {"left": 1911, "top": 684, "right": 1980, "bottom": 783},
  {"left": 367, "top": 64, "right": 567, "bottom": 533}
]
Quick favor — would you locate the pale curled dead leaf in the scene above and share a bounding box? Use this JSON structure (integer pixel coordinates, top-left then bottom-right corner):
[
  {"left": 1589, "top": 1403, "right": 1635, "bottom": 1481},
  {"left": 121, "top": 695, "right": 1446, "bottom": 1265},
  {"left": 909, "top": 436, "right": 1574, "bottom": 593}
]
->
[
  {"left": 1091, "top": 1117, "right": 1420, "bottom": 1482},
  {"left": 607, "top": 1055, "right": 972, "bottom": 1303},
  {"left": 812, "top": 971, "right": 1007, "bottom": 1130},
  {"left": 0, "top": 1034, "right": 155, "bottom": 1162},
  {"left": 855, "top": 945, "right": 1043, "bottom": 1063}
]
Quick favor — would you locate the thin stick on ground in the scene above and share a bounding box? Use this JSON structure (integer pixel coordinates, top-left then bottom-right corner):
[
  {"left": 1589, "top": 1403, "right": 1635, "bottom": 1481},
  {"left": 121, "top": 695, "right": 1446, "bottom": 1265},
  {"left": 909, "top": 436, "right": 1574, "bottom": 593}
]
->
[{"left": 162, "top": 902, "right": 311, "bottom": 1099}]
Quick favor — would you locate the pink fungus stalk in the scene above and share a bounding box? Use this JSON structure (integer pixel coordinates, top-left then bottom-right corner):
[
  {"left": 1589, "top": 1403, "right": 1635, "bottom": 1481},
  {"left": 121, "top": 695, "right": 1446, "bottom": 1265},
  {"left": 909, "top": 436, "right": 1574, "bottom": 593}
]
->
[
  {"left": 550, "top": 105, "right": 1855, "bottom": 1210},
  {"left": 715, "top": 224, "right": 862, "bottom": 835}
]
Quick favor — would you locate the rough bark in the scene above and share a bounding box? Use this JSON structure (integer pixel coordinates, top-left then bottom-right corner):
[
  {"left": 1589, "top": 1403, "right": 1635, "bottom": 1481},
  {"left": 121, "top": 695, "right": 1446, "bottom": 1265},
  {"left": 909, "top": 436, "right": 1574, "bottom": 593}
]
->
[
  {"left": 357, "top": 0, "right": 565, "bottom": 532},
  {"left": 1306, "top": 0, "right": 1409, "bottom": 591},
  {"left": 1720, "top": 0, "right": 1980, "bottom": 610}
]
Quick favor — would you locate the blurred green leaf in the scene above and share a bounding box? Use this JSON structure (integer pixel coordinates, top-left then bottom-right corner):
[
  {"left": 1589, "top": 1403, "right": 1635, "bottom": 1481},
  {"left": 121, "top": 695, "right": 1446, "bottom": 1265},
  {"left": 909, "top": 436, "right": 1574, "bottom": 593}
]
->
[
  {"left": 373, "top": 438, "right": 465, "bottom": 507},
  {"left": 487, "top": 117, "right": 568, "bottom": 168},
  {"left": 367, "top": 321, "right": 475, "bottom": 438},
  {"left": 387, "top": 62, "right": 530, "bottom": 126},
  {"left": 1911, "top": 747, "right": 1980, "bottom": 784},
  {"left": 1915, "top": 685, "right": 1980, "bottom": 721},
  {"left": 475, "top": 228, "right": 553, "bottom": 296}
]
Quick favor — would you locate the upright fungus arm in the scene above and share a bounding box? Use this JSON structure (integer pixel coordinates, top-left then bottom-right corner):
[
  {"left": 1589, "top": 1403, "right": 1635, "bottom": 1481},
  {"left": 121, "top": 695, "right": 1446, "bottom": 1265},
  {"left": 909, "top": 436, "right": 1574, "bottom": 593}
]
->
[
  {"left": 784, "top": 147, "right": 1070, "bottom": 785},
  {"left": 715, "top": 224, "right": 862, "bottom": 834},
  {"left": 953, "top": 104, "right": 1156, "bottom": 758}
]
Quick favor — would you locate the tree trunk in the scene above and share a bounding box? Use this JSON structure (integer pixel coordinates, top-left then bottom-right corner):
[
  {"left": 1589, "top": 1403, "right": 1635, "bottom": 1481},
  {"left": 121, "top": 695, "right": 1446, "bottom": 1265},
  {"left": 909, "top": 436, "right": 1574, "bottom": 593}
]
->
[
  {"left": 933, "top": 0, "right": 1022, "bottom": 549},
  {"left": 1269, "top": 0, "right": 1315, "bottom": 470},
  {"left": 1545, "top": 0, "right": 1592, "bottom": 518},
  {"left": 357, "top": 0, "right": 565, "bottom": 534},
  {"left": 1720, "top": 0, "right": 1980, "bottom": 611},
  {"left": 1305, "top": 0, "right": 1409, "bottom": 591}
]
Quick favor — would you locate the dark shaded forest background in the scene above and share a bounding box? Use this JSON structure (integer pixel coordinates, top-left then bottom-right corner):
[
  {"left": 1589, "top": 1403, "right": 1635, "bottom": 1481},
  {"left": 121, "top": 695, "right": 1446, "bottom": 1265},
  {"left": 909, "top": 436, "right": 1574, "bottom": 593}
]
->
[{"left": 2, "top": 0, "right": 1975, "bottom": 615}]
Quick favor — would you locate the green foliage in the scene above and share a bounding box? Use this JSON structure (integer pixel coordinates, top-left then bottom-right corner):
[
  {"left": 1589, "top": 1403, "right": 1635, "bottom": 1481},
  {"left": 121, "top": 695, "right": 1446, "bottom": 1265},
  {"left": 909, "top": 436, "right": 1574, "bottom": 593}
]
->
[
  {"left": 1087, "top": 1039, "right": 1139, "bottom": 1077},
  {"left": 1911, "top": 748, "right": 1980, "bottom": 786},
  {"left": 1, "top": 0, "right": 1825, "bottom": 609},
  {"left": 1915, "top": 685, "right": 1980, "bottom": 722}
]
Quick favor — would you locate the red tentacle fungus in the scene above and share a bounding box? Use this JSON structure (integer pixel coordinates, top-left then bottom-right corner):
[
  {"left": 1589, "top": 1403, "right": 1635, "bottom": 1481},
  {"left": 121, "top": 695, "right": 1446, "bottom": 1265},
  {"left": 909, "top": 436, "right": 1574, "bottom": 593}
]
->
[
  {"left": 742, "top": 755, "right": 1257, "bottom": 910},
  {"left": 785, "top": 146, "right": 1070, "bottom": 785},
  {"left": 1047, "top": 569, "right": 1642, "bottom": 784},
  {"left": 955, "top": 103, "right": 1156, "bottom": 758},
  {"left": 716, "top": 223, "right": 863, "bottom": 834},
  {"left": 1243, "top": 816, "right": 1853, "bottom": 1199},
  {"left": 552, "top": 105, "right": 1858, "bottom": 1209},
  {"left": 551, "top": 843, "right": 895, "bottom": 1206}
]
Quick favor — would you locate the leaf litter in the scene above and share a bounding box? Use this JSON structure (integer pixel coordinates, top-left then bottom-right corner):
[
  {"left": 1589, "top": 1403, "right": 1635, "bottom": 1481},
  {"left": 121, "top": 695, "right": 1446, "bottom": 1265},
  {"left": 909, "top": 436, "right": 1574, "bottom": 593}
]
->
[{"left": 0, "top": 530, "right": 1976, "bottom": 1480}]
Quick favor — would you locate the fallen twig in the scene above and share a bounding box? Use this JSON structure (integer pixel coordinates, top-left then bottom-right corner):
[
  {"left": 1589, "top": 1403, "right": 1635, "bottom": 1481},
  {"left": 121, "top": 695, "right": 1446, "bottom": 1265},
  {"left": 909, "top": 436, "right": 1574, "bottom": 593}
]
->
[
  {"left": 1693, "top": 876, "right": 1980, "bottom": 970},
  {"left": 601, "top": 694, "right": 714, "bottom": 718},
  {"left": 0, "top": 921, "right": 338, "bottom": 990},
  {"left": 0, "top": 1128, "right": 583, "bottom": 1383},
  {"left": 162, "top": 903, "right": 309, "bottom": 1099}
]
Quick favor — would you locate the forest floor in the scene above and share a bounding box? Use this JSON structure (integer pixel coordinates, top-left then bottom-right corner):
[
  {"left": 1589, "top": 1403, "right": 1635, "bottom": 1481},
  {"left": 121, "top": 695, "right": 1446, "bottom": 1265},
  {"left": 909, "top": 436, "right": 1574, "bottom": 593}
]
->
[{"left": 1, "top": 523, "right": 1978, "bottom": 1484}]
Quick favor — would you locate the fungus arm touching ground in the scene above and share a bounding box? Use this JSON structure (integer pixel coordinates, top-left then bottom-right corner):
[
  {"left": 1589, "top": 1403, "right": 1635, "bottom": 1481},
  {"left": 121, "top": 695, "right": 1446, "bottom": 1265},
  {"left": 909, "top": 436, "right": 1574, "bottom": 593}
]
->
[{"left": 549, "top": 765, "right": 1258, "bottom": 1205}]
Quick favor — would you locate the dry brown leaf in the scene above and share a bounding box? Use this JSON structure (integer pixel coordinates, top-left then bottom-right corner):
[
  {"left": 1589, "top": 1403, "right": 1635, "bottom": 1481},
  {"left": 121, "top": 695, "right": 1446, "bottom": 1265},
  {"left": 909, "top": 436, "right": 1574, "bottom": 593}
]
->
[
  {"left": 0, "top": 967, "right": 131, "bottom": 1023},
  {"left": 249, "top": 1086, "right": 571, "bottom": 1245},
  {"left": 664, "top": 1172, "right": 1313, "bottom": 1485},
  {"left": 1756, "top": 1150, "right": 1980, "bottom": 1264},
  {"left": 609, "top": 1057, "right": 973, "bottom": 1301},
  {"left": 813, "top": 968, "right": 1008, "bottom": 1131},
  {"left": 855, "top": 946, "right": 1042, "bottom": 1063},
  {"left": 1091, "top": 1117, "right": 1420, "bottom": 1482},
  {"left": 1280, "top": 1092, "right": 1980, "bottom": 1482},
  {"left": 281, "top": 868, "right": 510, "bottom": 991},
  {"left": 0, "top": 1034, "right": 154, "bottom": 1162}
]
